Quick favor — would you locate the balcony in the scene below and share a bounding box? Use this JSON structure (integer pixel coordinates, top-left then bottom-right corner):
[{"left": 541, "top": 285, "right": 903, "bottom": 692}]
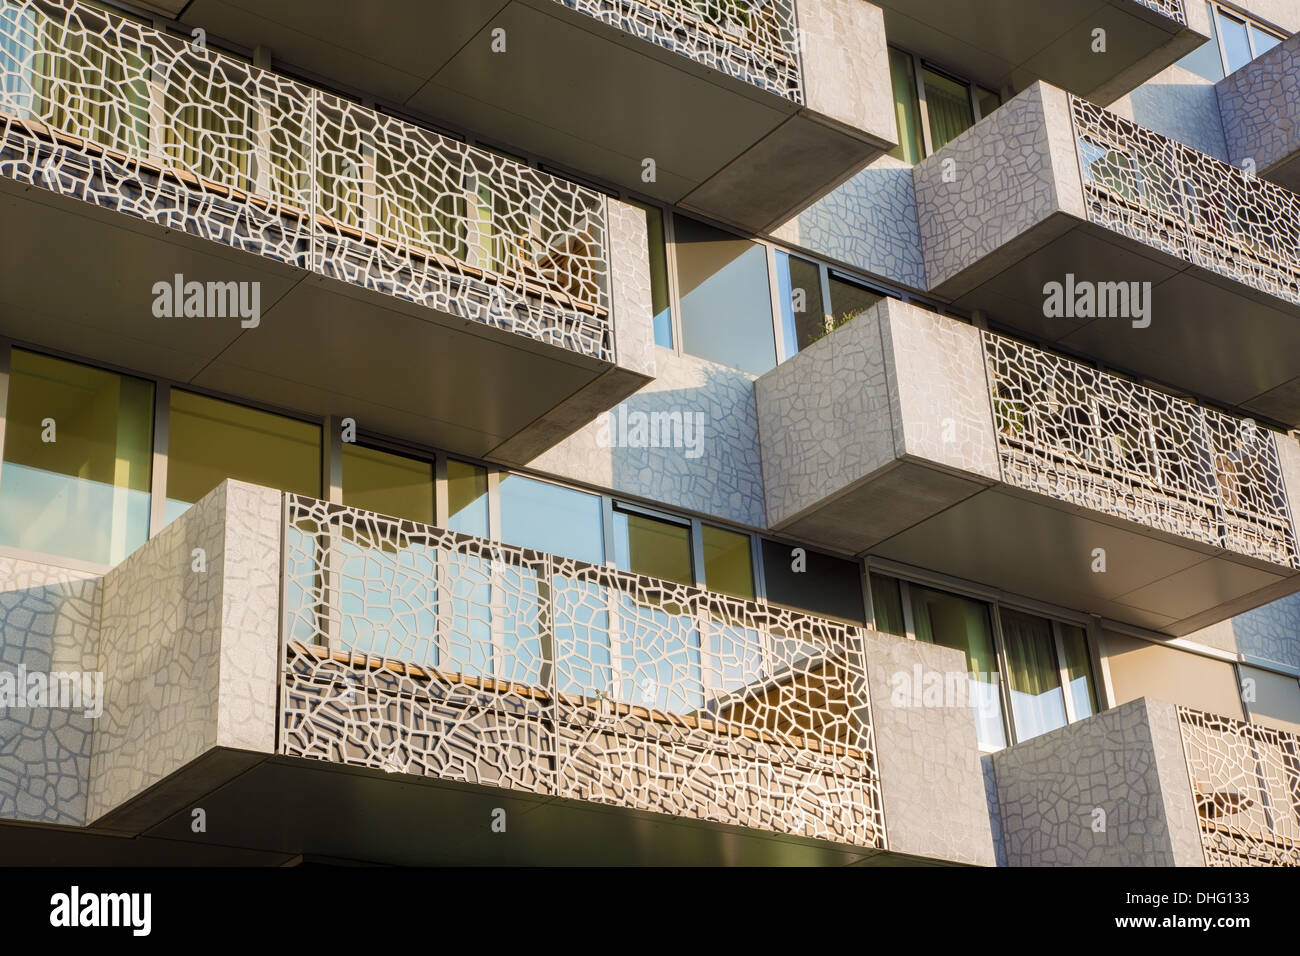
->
[
  {"left": 144, "top": 0, "right": 897, "bottom": 233},
  {"left": 873, "top": 0, "right": 1203, "bottom": 105},
  {"left": 0, "top": 0, "right": 654, "bottom": 463},
  {"left": 915, "top": 82, "right": 1300, "bottom": 426},
  {"left": 1218, "top": 31, "right": 1300, "bottom": 194},
  {"left": 990, "top": 697, "right": 1300, "bottom": 866},
  {"left": 756, "top": 297, "right": 1300, "bottom": 635}
]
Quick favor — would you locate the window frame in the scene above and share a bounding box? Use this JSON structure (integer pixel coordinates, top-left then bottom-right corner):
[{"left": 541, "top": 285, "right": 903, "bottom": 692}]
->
[{"left": 1206, "top": 1, "right": 1286, "bottom": 77}]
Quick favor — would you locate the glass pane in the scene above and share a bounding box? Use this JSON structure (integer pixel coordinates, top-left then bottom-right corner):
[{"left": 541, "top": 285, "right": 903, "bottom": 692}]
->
[
  {"left": 614, "top": 509, "right": 692, "bottom": 585},
  {"left": 922, "top": 67, "right": 975, "bottom": 151},
  {"left": 887, "top": 47, "right": 924, "bottom": 163},
  {"left": 165, "top": 390, "right": 320, "bottom": 524},
  {"left": 1000, "top": 609, "right": 1067, "bottom": 742},
  {"left": 1060, "top": 623, "right": 1098, "bottom": 719},
  {"left": 341, "top": 444, "right": 433, "bottom": 525},
  {"left": 976, "top": 87, "right": 1000, "bottom": 120},
  {"left": 674, "top": 215, "right": 776, "bottom": 376},
  {"left": 828, "top": 274, "right": 883, "bottom": 333},
  {"left": 1217, "top": 10, "right": 1252, "bottom": 74},
  {"left": 498, "top": 473, "right": 604, "bottom": 565},
  {"left": 761, "top": 539, "right": 865, "bottom": 624},
  {"left": 701, "top": 524, "right": 754, "bottom": 599},
  {"left": 0, "top": 349, "right": 152, "bottom": 564},
  {"left": 640, "top": 203, "right": 673, "bottom": 348},
  {"left": 909, "top": 584, "right": 1006, "bottom": 749},
  {"left": 776, "top": 251, "right": 827, "bottom": 356},
  {"left": 870, "top": 573, "right": 906, "bottom": 637},
  {"left": 1248, "top": 24, "right": 1282, "bottom": 59},
  {"left": 1176, "top": 3, "right": 1224, "bottom": 81},
  {"left": 446, "top": 458, "right": 487, "bottom": 536}
]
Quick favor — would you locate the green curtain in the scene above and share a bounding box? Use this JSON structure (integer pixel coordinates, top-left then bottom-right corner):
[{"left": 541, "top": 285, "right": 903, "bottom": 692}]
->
[
  {"left": 887, "top": 48, "right": 922, "bottom": 164},
  {"left": 1001, "top": 609, "right": 1068, "bottom": 741},
  {"left": 922, "top": 67, "right": 974, "bottom": 151}
]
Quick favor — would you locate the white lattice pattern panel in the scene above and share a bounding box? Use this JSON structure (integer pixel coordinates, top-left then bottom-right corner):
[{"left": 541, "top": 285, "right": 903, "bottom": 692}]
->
[
  {"left": 985, "top": 332, "right": 1299, "bottom": 567},
  {"left": 0, "top": 0, "right": 613, "bottom": 360},
  {"left": 556, "top": 0, "right": 802, "bottom": 102},
  {"left": 1071, "top": 94, "right": 1300, "bottom": 308},
  {"left": 1179, "top": 707, "right": 1300, "bottom": 867},
  {"left": 280, "top": 496, "right": 885, "bottom": 849},
  {"left": 1133, "top": 0, "right": 1186, "bottom": 25}
]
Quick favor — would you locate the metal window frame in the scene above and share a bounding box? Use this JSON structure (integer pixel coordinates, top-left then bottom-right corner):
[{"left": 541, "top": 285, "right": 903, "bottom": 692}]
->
[{"left": 1209, "top": 1, "right": 1288, "bottom": 75}]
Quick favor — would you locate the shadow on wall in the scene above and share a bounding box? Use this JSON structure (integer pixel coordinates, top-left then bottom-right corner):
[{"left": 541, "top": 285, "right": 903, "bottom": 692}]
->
[
  {"left": 774, "top": 157, "right": 926, "bottom": 291},
  {"left": 0, "top": 574, "right": 101, "bottom": 826},
  {"left": 1224, "top": 593, "right": 1300, "bottom": 672},
  {"left": 1110, "top": 67, "right": 1230, "bottom": 161}
]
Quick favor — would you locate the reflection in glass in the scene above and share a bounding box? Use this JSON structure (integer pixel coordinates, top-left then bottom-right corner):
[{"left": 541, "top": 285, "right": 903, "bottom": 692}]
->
[
  {"left": 1176, "top": 4, "right": 1224, "bottom": 81},
  {"left": 888, "top": 47, "right": 923, "bottom": 163},
  {"left": 1217, "top": 10, "right": 1252, "bottom": 74},
  {"left": 499, "top": 473, "right": 603, "bottom": 565},
  {"left": 922, "top": 66, "right": 975, "bottom": 151},
  {"left": 909, "top": 584, "right": 1006, "bottom": 749},
  {"left": 1060, "top": 623, "right": 1099, "bottom": 720},
  {"left": 614, "top": 508, "right": 692, "bottom": 584},
  {"left": 341, "top": 444, "right": 433, "bottom": 525},
  {"left": 639, "top": 202, "right": 674, "bottom": 348},
  {"left": 1248, "top": 24, "right": 1281, "bottom": 59},
  {"left": 1000, "top": 609, "right": 1067, "bottom": 742},
  {"left": 446, "top": 458, "right": 487, "bottom": 536},
  {"left": 828, "top": 274, "right": 883, "bottom": 331},
  {"left": 701, "top": 524, "right": 754, "bottom": 599},
  {"left": 0, "top": 350, "right": 152, "bottom": 564},
  {"left": 776, "top": 251, "right": 827, "bottom": 356},
  {"left": 762, "top": 538, "right": 865, "bottom": 624}
]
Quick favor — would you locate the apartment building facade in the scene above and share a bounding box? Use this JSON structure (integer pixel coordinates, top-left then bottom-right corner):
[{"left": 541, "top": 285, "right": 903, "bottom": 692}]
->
[{"left": 0, "top": 0, "right": 1297, "bottom": 866}]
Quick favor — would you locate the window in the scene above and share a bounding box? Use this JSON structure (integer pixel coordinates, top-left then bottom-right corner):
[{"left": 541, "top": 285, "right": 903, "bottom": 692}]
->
[
  {"left": 613, "top": 505, "right": 693, "bottom": 585},
  {"left": 775, "top": 251, "right": 826, "bottom": 356},
  {"left": 828, "top": 272, "right": 884, "bottom": 330},
  {"left": 673, "top": 214, "right": 776, "bottom": 375},
  {"left": 886, "top": 47, "right": 1000, "bottom": 164},
  {"left": 909, "top": 584, "right": 1006, "bottom": 750},
  {"left": 1177, "top": 2, "right": 1286, "bottom": 80},
  {"left": 887, "top": 47, "right": 923, "bottom": 164},
  {"left": 870, "top": 572, "right": 906, "bottom": 637},
  {"left": 638, "top": 202, "right": 673, "bottom": 348},
  {"left": 701, "top": 524, "right": 754, "bottom": 599},
  {"left": 446, "top": 458, "right": 487, "bottom": 536},
  {"left": 165, "top": 389, "right": 320, "bottom": 524},
  {"left": 0, "top": 350, "right": 152, "bottom": 564},
  {"left": 499, "top": 473, "right": 604, "bottom": 565},
  {"left": 341, "top": 444, "right": 433, "bottom": 525},
  {"left": 921, "top": 66, "right": 975, "bottom": 152},
  {"left": 1059, "top": 623, "right": 1098, "bottom": 720},
  {"left": 761, "top": 539, "right": 865, "bottom": 624},
  {"left": 999, "top": 608, "right": 1068, "bottom": 742}
]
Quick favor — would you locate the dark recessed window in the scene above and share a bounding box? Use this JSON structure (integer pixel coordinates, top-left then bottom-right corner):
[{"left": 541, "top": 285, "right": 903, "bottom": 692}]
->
[{"left": 761, "top": 539, "right": 865, "bottom": 624}]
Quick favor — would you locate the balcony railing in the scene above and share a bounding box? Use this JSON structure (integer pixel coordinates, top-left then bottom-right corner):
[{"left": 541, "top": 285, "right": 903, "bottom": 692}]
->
[
  {"left": 1178, "top": 706, "right": 1300, "bottom": 867},
  {"left": 984, "top": 332, "right": 1299, "bottom": 567},
  {"left": 1133, "top": 0, "right": 1187, "bottom": 24},
  {"left": 1070, "top": 94, "right": 1300, "bottom": 308},
  {"left": 556, "top": 0, "right": 803, "bottom": 102},
  {"left": 0, "top": 0, "right": 613, "bottom": 359},
  {"left": 279, "top": 495, "right": 885, "bottom": 848}
]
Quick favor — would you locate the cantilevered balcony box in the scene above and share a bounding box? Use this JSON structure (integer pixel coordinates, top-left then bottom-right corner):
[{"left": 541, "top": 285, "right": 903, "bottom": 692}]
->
[
  {"left": 1218, "top": 32, "right": 1300, "bottom": 194},
  {"left": 914, "top": 81, "right": 1300, "bottom": 426},
  {"left": 755, "top": 297, "right": 1300, "bottom": 635},
  {"left": 151, "top": 0, "right": 896, "bottom": 234},
  {"left": 874, "top": 0, "right": 1205, "bottom": 104},
  {"left": 0, "top": 0, "right": 654, "bottom": 464}
]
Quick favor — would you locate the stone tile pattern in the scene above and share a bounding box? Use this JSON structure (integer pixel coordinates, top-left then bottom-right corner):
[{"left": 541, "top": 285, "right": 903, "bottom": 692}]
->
[
  {"left": 797, "top": 0, "right": 893, "bottom": 143},
  {"left": 281, "top": 495, "right": 886, "bottom": 849},
  {"left": 757, "top": 298, "right": 997, "bottom": 528},
  {"left": 772, "top": 155, "right": 927, "bottom": 290},
  {"left": 0, "top": 557, "right": 101, "bottom": 825},
  {"left": 1179, "top": 704, "right": 1300, "bottom": 866},
  {"left": 1218, "top": 33, "right": 1300, "bottom": 176},
  {"left": 0, "top": 0, "right": 613, "bottom": 360},
  {"left": 532, "top": 349, "right": 764, "bottom": 528},
  {"left": 555, "top": 0, "right": 802, "bottom": 103},
  {"left": 861, "top": 632, "right": 997, "bottom": 866},
  {"left": 992, "top": 698, "right": 1205, "bottom": 866},
  {"left": 87, "top": 480, "right": 280, "bottom": 823},
  {"left": 1191, "top": 590, "right": 1300, "bottom": 672},
  {"left": 607, "top": 198, "right": 656, "bottom": 378},
  {"left": 986, "top": 331, "right": 1299, "bottom": 567},
  {"left": 915, "top": 83, "right": 1084, "bottom": 292},
  {"left": 1109, "top": 63, "right": 1229, "bottom": 161},
  {"left": 1071, "top": 93, "right": 1300, "bottom": 308}
]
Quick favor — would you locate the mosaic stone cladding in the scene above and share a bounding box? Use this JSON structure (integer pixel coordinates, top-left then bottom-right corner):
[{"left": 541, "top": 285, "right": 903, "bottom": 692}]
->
[
  {"left": 985, "top": 332, "right": 1300, "bottom": 568},
  {"left": 555, "top": 0, "right": 803, "bottom": 103},
  {"left": 0, "top": 0, "right": 613, "bottom": 360},
  {"left": 280, "top": 495, "right": 885, "bottom": 848},
  {"left": 1071, "top": 94, "right": 1300, "bottom": 308},
  {"left": 1179, "top": 705, "right": 1300, "bottom": 867}
]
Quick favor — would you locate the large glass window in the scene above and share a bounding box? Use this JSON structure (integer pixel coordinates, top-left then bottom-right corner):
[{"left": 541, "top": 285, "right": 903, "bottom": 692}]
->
[
  {"left": 922, "top": 66, "right": 975, "bottom": 152},
  {"left": 673, "top": 214, "right": 775, "bottom": 375},
  {"left": 701, "top": 524, "right": 754, "bottom": 599},
  {"left": 761, "top": 539, "right": 865, "bottom": 624},
  {"left": 639, "top": 202, "right": 673, "bottom": 349},
  {"left": 1177, "top": 3, "right": 1286, "bottom": 80},
  {"left": 341, "top": 444, "right": 433, "bottom": 525},
  {"left": 165, "top": 390, "right": 320, "bottom": 523},
  {"left": 0, "top": 349, "right": 152, "bottom": 564},
  {"left": 870, "top": 572, "right": 906, "bottom": 637},
  {"left": 888, "top": 47, "right": 923, "bottom": 164},
  {"left": 1059, "top": 623, "right": 1098, "bottom": 720},
  {"left": 909, "top": 584, "right": 1006, "bottom": 750},
  {"left": 446, "top": 458, "right": 487, "bottom": 536},
  {"left": 828, "top": 273, "right": 884, "bottom": 330},
  {"left": 775, "top": 251, "right": 827, "bottom": 356},
  {"left": 614, "top": 506, "right": 693, "bottom": 585},
  {"left": 1217, "top": 9, "right": 1253, "bottom": 74},
  {"left": 499, "top": 473, "right": 604, "bottom": 565},
  {"left": 999, "top": 608, "right": 1068, "bottom": 742}
]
